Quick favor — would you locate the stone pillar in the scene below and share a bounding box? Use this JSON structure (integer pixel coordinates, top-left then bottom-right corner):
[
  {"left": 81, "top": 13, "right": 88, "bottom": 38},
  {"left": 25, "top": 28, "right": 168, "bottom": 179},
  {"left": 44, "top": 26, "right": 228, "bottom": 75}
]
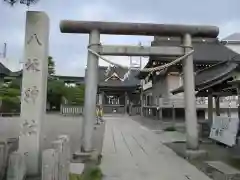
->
[
  {"left": 208, "top": 93, "right": 213, "bottom": 123},
  {"left": 215, "top": 96, "right": 220, "bottom": 116},
  {"left": 82, "top": 30, "right": 100, "bottom": 152},
  {"left": 19, "top": 11, "right": 49, "bottom": 175},
  {"left": 183, "top": 34, "right": 199, "bottom": 150}
]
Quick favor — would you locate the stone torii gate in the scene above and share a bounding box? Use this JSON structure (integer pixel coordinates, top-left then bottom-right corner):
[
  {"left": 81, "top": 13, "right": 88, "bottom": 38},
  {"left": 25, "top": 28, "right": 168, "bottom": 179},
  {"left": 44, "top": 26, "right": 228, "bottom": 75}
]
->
[{"left": 60, "top": 20, "right": 219, "bottom": 152}]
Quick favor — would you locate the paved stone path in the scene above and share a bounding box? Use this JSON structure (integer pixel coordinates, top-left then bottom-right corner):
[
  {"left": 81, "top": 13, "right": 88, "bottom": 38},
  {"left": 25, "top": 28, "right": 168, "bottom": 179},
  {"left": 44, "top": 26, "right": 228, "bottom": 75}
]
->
[{"left": 101, "top": 115, "right": 211, "bottom": 180}]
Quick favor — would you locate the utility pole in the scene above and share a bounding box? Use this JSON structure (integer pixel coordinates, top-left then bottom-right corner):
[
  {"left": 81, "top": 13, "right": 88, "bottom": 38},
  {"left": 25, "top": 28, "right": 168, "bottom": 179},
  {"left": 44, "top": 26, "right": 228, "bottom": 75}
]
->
[{"left": 0, "top": 43, "right": 7, "bottom": 58}]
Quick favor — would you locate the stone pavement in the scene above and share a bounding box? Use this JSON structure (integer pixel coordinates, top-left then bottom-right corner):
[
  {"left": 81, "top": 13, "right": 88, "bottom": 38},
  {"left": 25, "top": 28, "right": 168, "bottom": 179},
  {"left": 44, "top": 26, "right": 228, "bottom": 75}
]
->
[{"left": 100, "top": 115, "right": 211, "bottom": 180}]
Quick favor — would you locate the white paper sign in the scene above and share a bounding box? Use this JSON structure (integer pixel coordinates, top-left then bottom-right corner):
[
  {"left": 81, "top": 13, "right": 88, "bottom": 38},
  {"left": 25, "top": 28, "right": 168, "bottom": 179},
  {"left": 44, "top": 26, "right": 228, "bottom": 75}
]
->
[{"left": 209, "top": 116, "right": 239, "bottom": 146}]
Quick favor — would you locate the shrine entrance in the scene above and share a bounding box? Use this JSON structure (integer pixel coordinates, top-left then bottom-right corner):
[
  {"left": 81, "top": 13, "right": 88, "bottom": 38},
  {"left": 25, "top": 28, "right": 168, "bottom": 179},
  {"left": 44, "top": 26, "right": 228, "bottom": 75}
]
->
[
  {"left": 97, "top": 65, "right": 141, "bottom": 114},
  {"left": 60, "top": 20, "right": 219, "bottom": 152}
]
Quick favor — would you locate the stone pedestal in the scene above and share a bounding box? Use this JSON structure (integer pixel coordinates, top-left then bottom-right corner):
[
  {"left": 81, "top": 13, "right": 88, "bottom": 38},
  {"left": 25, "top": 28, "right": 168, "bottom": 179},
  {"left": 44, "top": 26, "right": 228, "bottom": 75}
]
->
[
  {"left": 18, "top": 11, "right": 49, "bottom": 175},
  {"left": 42, "top": 149, "right": 58, "bottom": 180},
  {"left": 185, "top": 149, "right": 208, "bottom": 160}
]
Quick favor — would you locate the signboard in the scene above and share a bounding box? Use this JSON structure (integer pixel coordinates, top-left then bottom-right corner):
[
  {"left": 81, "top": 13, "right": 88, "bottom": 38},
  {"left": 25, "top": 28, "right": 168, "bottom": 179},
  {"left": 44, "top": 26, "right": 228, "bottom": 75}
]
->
[{"left": 209, "top": 117, "right": 239, "bottom": 147}]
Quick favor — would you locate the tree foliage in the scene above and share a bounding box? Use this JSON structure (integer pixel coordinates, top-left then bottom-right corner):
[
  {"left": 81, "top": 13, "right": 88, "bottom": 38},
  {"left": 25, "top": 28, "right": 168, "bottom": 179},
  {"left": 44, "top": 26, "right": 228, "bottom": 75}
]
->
[
  {"left": 64, "top": 85, "right": 85, "bottom": 105},
  {"left": 48, "top": 56, "right": 55, "bottom": 75},
  {"left": 0, "top": 56, "right": 85, "bottom": 113},
  {"left": 0, "top": 84, "right": 20, "bottom": 113},
  {"left": 3, "top": 0, "right": 39, "bottom": 6}
]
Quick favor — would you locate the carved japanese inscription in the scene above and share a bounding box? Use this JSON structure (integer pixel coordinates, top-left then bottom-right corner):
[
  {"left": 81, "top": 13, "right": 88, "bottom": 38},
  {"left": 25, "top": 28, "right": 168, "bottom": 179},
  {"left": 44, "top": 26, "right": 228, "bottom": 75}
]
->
[
  {"left": 25, "top": 58, "right": 40, "bottom": 72},
  {"left": 23, "top": 86, "right": 39, "bottom": 103},
  {"left": 27, "top": 33, "right": 42, "bottom": 46},
  {"left": 19, "top": 12, "right": 49, "bottom": 175},
  {"left": 21, "top": 119, "right": 37, "bottom": 136}
]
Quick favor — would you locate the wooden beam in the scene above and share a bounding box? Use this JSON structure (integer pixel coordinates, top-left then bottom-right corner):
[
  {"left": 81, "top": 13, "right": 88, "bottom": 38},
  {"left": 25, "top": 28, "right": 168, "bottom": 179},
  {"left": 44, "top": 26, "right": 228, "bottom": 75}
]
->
[
  {"left": 96, "top": 45, "right": 184, "bottom": 56},
  {"left": 197, "top": 91, "right": 236, "bottom": 97}
]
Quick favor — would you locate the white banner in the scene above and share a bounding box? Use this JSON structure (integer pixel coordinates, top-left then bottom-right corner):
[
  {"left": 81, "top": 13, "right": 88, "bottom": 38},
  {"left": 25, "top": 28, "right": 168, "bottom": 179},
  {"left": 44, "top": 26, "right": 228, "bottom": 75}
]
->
[
  {"left": 209, "top": 116, "right": 239, "bottom": 146},
  {"left": 142, "top": 81, "right": 152, "bottom": 91}
]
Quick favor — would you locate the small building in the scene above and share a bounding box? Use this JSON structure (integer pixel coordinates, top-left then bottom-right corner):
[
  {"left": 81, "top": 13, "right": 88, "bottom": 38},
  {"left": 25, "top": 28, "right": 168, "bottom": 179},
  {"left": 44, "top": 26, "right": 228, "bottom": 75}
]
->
[
  {"left": 97, "top": 66, "right": 141, "bottom": 114},
  {"left": 0, "top": 62, "right": 11, "bottom": 84},
  {"left": 137, "top": 36, "right": 240, "bottom": 120},
  {"left": 1, "top": 62, "right": 141, "bottom": 114}
]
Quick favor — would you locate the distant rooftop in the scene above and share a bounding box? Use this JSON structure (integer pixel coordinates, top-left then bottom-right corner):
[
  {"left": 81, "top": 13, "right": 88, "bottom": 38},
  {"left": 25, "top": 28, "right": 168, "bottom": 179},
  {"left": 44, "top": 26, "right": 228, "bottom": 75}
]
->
[{"left": 222, "top": 33, "right": 240, "bottom": 42}]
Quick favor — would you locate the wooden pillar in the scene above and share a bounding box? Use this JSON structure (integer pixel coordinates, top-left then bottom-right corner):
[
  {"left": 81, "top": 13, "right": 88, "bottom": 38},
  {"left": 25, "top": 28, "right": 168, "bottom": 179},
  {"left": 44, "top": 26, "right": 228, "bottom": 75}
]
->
[
  {"left": 140, "top": 87, "right": 143, "bottom": 116},
  {"left": 125, "top": 91, "right": 128, "bottom": 114},
  {"left": 159, "top": 97, "right": 163, "bottom": 120},
  {"left": 237, "top": 85, "right": 240, "bottom": 136},
  {"left": 159, "top": 108, "right": 163, "bottom": 120},
  {"left": 208, "top": 92, "right": 213, "bottom": 124},
  {"left": 172, "top": 104, "right": 176, "bottom": 125},
  {"left": 215, "top": 96, "right": 220, "bottom": 116},
  {"left": 101, "top": 91, "right": 105, "bottom": 105}
]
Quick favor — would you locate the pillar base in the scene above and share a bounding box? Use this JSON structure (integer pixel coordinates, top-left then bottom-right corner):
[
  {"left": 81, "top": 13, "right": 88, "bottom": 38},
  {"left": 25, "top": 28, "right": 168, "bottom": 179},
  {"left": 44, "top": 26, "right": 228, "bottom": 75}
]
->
[{"left": 185, "top": 149, "right": 208, "bottom": 160}]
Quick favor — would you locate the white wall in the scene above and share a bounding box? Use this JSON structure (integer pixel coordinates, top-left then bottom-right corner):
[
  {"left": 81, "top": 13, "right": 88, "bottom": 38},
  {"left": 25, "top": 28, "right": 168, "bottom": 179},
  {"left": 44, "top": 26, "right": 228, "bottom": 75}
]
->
[{"left": 167, "top": 74, "right": 184, "bottom": 98}]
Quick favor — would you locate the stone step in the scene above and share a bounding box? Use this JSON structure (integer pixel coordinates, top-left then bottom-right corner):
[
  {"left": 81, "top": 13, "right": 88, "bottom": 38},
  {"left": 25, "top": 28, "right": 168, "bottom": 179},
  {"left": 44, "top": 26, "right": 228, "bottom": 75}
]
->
[{"left": 204, "top": 161, "right": 240, "bottom": 180}]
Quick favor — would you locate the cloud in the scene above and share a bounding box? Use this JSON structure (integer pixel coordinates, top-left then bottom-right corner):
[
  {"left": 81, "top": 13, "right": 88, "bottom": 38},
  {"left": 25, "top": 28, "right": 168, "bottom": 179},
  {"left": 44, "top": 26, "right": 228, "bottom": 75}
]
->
[{"left": 0, "top": 0, "right": 240, "bottom": 76}]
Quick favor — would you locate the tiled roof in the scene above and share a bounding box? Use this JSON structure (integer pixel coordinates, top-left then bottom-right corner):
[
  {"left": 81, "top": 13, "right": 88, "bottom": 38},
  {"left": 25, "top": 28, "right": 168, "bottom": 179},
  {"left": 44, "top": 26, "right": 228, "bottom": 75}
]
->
[
  {"left": 222, "top": 33, "right": 240, "bottom": 42},
  {"left": 137, "top": 37, "right": 240, "bottom": 79},
  {"left": 151, "top": 37, "right": 240, "bottom": 63},
  {"left": 171, "top": 61, "right": 238, "bottom": 95},
  {"left": 0, "top": 62, "right": 11, "bottom": 75},
  {"left": 98, "top": 66, "right": 140, "bottom": 87}
]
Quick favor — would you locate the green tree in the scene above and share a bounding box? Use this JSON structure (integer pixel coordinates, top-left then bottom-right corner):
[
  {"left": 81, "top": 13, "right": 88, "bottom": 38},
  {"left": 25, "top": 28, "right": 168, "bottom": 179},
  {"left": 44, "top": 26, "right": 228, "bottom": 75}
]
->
[
  {"left": 64, "top": 85, "right": 85, "bottom": 105},
  {"left": 3, "top": 0, "right": 39, "bottom": 6},
  {"left": 0, "top": 84, "right": 20, "bottom": 113},
  {"left": 47, "top": 79, "right": 66, "bottom": 110},
  {"left": 0, "top": 55, "right": 85, "bottom": 113},
  {"left": 48, "top": 56, "right": 55, "bottom": 75}
]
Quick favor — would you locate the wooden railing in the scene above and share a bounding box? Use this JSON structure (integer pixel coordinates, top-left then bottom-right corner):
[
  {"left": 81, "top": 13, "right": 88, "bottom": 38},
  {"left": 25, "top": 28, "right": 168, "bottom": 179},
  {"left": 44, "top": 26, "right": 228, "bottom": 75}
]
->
[
  {"left": 0, "top": 113, "right": 20, "bottom": 117},
  {"left": 60, "top": 104, "right": 83, "bottom": 116},
  {"left": 144, "top": 97, "right": 239, "bottom": 108},
  {"left": 160, "top": 97, "right": 207, "bottom": 107}
]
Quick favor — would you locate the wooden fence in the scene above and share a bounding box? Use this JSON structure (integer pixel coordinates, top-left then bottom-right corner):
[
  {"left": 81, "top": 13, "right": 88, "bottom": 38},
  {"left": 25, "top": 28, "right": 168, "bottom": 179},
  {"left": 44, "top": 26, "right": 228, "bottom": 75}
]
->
[{"left": 60, "top": 105, "right": 83, "bottom": 116}]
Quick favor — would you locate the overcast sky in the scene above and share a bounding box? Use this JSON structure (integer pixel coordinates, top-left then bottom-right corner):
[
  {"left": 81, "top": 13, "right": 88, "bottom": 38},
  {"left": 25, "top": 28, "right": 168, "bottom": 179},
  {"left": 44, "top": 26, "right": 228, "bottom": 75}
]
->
[{"left": 0, "top": 0, "right": 240, "bottom": 76}]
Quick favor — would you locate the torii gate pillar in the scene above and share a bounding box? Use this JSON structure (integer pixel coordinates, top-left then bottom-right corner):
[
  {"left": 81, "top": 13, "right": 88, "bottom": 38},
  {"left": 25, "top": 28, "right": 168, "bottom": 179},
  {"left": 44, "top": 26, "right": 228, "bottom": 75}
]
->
[
  {"left": 82, "top": 30, "right": 100, "bottom": 151},
  {"left": 60, "top": 20, "right": 219, "bottom": 151}
]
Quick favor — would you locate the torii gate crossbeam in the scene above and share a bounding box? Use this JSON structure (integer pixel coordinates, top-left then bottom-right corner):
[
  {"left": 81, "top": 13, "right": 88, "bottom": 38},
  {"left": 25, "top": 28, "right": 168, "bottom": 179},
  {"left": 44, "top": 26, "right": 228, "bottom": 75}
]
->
[{"left": 60, "top": 20, "right": 219, "bottom": 152}]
